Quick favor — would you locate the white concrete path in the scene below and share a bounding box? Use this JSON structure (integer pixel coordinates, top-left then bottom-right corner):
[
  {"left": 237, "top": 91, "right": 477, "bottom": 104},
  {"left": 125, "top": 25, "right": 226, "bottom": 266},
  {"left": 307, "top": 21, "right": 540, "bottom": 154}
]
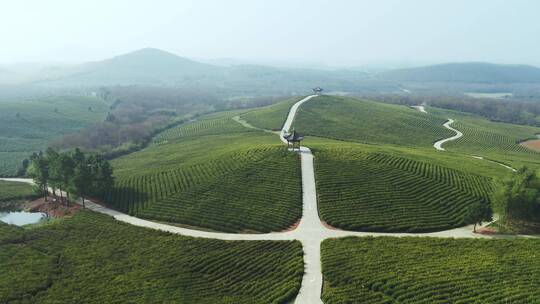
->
[
  {"left": 411, "top": 105, "right": 427, "bottom": 113},
  {"left": 434, "top": 119, "right": 463, "bottom": 151},
  {"left": 422, "top": 108, "right": 517, "bottom": 172},
  {"left": 2, "top": 94, "right": 533, "bottom": 304}
]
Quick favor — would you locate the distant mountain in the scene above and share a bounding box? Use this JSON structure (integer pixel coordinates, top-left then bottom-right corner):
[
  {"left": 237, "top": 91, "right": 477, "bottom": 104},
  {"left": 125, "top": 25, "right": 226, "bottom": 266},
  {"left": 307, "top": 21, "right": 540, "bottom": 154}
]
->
[
  {"left": 377, "top": 62, "right": 540, "bottom": 83},
  {"left": 35, "top": 48, "right": 372, "bottom": 93},
  {"left": 40, "top": 48, "right": 225, "bottom": 86}
]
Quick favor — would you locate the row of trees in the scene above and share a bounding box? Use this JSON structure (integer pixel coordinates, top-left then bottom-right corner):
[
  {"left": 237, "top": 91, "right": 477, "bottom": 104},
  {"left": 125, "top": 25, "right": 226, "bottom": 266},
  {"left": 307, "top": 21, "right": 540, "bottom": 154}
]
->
[
  {"left": 28, "top": 148, "right": 114, "bottom": 208},
  {"left": 463, "top": 167, "right": 539, "bottom": 233},
  {"left": 493, "top": 167, "right": 540, "bottom": 231}
]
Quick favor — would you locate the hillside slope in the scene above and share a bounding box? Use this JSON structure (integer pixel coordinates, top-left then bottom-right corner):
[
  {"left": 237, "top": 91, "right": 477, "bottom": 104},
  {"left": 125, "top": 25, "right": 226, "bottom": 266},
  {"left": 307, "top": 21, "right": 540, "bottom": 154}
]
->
[
  {"left": 107, "top": 111, "right": 302, "bottom": 233},
  {"left": 292, "top": 95, "right": 454, "bottom": 147},
  {"left": 0, "top": 96, "right": 108, "bottom": 176}
]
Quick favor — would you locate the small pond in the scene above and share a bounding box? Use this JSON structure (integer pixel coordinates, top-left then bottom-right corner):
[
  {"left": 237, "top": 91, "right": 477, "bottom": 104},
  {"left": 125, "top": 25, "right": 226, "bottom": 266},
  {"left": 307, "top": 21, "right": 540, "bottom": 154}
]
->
[{"left": 0, "top": 211, "right": 48, "bottom": 226}]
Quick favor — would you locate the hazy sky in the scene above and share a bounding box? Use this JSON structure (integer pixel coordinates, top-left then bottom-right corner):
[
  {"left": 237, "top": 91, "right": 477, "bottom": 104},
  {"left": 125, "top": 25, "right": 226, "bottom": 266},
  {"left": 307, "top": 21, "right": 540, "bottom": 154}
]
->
[{"left": 1, "top": 0, "right": 539, "bottom": 67}]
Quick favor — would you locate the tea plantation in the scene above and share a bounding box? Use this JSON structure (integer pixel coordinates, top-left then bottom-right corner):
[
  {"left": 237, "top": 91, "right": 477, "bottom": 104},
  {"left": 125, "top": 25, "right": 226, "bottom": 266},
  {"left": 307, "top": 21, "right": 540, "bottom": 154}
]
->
[
  {"left": 0, "top": 212, "right": 304, "bottom": 303},
  {"left": 292, "top": 95, "right": 454, "bottom": 147},
  {"left": 0, "top": 180, "right": 36, "bottom": 202},
  {"left": 0, "top": 96, "right": 108, "bottom": 176},
  {"left": 322, "top": 236, "right": 540, "bottom": 303},
  {"left": 313, "top": 145, "right": 493, "bottom": 232},
  {"left": 429, "top": 107, "right": 540, "bottom": 169},
  {"left": 108, "top": 112, "right": 302, "bottom": 233},
  {"left": 241, "top": 96, "right": 302, "bottom": 131}
]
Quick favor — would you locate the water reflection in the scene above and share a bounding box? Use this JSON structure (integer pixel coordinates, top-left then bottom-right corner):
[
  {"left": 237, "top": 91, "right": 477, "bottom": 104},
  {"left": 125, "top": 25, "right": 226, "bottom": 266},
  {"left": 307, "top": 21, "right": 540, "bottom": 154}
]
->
[{"left": 0, "top": 211, "right": 48, "bottom": 226}]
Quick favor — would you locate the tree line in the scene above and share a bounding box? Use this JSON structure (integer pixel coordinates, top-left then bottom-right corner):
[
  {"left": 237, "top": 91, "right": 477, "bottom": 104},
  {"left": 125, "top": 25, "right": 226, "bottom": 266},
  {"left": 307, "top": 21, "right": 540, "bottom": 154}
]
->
[
  {"left": 27, "top": 148, "right": 114, "bottom": 208},
  {"left": 493, "top": 167, "right": 540, "bottom": 232},
  {"left": 460, "top": 167, "right": 540, "bottom": 233}
]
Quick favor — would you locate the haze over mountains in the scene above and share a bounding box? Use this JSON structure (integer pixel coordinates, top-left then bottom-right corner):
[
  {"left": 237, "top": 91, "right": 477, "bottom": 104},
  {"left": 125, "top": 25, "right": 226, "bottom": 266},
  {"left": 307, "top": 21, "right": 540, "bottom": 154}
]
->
[{"left": 2, "top": 48, "right": 540, "bottom": 95}]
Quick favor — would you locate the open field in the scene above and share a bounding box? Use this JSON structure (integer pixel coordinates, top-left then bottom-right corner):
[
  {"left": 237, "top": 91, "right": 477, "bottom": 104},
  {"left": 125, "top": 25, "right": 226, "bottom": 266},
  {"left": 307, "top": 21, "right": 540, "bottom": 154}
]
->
[
  {"left": 291, "top": 95, "right": 454, "bottom": 148},
  {"left": 313, "top": 143, "right": 494, "bottom": 232},
  {"left": 108, "top": 112, "right": 302, "bottom": 233},
  {"left": 322, "top": 236, "right": 540, "bottom": 303},
  {"left": 0, "top": 96, "right": 108, "bottom": 176},
  {"left": 521, "top": 138, "right": 540, "bottom": 152},
  {"left": 0, "top": 211, "right": 303, "bottom": 303},
  {"left": 0, "top": 180, "right": 36, "bottom": 202}
]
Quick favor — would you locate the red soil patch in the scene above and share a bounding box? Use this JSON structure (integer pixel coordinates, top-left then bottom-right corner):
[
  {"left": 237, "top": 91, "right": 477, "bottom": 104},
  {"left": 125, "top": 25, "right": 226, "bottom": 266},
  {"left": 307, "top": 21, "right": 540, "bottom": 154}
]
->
[
  {"left": 520, "top": 139, "right": 540, "bottom": 152},
  {"left": 321, "top": 221, "right": 340, "bottom": 230},
  {"left": 282, "top": 220, "right": 301, "bottom": 232},
  {"left": 28, "top": 197, "right": 81, "bottom": 218},
  {"left": 474, "top": 227, "right": 498, "bottom": 235}
]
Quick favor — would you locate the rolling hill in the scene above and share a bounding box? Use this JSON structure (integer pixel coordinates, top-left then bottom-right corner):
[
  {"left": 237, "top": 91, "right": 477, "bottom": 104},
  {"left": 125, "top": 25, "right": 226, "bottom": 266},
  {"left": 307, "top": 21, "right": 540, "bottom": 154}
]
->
[
  {"left": 40, "top": 48, "right": 225, "bottom": 87},
  {"left": 107, "top": 110, "right": 302, "bottom": 233}
]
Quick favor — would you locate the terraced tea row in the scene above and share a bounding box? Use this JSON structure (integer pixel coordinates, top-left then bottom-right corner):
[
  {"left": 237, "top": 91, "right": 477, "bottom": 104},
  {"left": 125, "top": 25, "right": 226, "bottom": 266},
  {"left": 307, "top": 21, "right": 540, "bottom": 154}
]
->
[
  {"left": 154, "top": 110, "right": 256, "bottom": 144},
  {"left": 315, "top": 147, "right": 493, "bottom": 232},
  {"left": 429, "top": 107, "right": 540, "bottom": 169},
  {"left": 322, "top": 237, "right": 540, "bottom": 303},
  {"left": 291, "top": 95, "right": 454, "bottom": 147},
  {"left": 241, "top": 96, "right": 303, "bottom": 131},
  {"left": 108, "top": 147, "right": 302, "bottom": 233},
  {"left": 0, "top": 212, "right": 303, "bottom": 303},
  {"left": 108, "top": 109, "right": 303, "bottom": 233},
  {"left": 0, "top": 180, "right": 36, "bottom": 202},
  {"left": 0, "top": 96, "right": 108, "bottom": 176}
]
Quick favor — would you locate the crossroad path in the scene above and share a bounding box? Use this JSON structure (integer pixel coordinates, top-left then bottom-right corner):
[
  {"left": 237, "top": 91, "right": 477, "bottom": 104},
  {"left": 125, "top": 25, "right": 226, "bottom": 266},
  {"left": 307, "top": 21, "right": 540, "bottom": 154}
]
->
[{"left": 3, "top": 95, "right": 534, "bottom": 304}]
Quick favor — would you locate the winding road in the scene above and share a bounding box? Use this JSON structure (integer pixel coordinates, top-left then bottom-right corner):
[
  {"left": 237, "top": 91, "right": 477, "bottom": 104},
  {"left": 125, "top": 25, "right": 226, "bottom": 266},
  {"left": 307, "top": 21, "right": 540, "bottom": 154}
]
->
[
  {"left": 411, "top": 106, "right": 518, "bottom": 172},
  {"left": 3, "top": 96, "right": 532, "bottom": 303},
  {"left": 434, "top": 119, "right": 463, "bottom": 151}
]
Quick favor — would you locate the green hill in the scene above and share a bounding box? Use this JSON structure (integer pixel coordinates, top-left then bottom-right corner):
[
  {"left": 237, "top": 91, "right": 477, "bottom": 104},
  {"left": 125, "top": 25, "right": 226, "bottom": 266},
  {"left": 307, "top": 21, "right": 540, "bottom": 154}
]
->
[
  {"left": 107, "top": 111, "right": 302, "bottom": 233},
  {"left": 292, "top": 95, "right": 453, "bottom": 147},
  {"left": 0, "top": 211, "right": 303, "bottom": 303},
  {"left": 429, "top": 107, "right": 540, "bottom": 169},
  {"left": 240, "top": 96, "right": 303, "bottom": 131},
  {"left": 44, "top": 48, "right": 224, "bottom": 87},
  {"left": 0, "top": 96, "right": 108, "bottom": 176},
  {"left": 322, "top": 236, "right": 540, "bottom": 303},
  {"left": 312, "top": 142, "right": 495, "bottom": 232}
]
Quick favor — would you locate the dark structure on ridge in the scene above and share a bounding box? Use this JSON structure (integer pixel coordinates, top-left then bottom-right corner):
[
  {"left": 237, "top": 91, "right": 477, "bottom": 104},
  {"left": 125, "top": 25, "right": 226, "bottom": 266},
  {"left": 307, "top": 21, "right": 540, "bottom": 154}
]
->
[
  {"left": 284, "top": 130, "right": 304, "bottom": 151},
  {"left": 312, "top": 87, "right": 323, "bottom": 95}
]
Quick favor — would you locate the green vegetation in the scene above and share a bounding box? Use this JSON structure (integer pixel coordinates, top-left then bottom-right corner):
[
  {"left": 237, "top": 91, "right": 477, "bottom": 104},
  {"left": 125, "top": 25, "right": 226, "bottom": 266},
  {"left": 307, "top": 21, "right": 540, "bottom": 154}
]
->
[
  {"left": 27, "top": 148, "right": 114, "bottom": 206},
  {"left": 0, "top": 180, "right": 36, "bottom": 202},
  {"left": 241, "top": 96, "right": 302, "bottom": 131},
  {"left": 292, "top": 95, "right": 454, "bottom": 147},
  {"left": 313, "top": 144, "right": 493, "bottom": 232},
  {"left": 322, "top": 236, "right": 540, "bottom": 303},
  {"left": 463, "top": 201, "right": 493, "bottom": 232},
  {"left": 0, "top": 96, "right": 108, "bottom": 177},
  {"left": 0, "top": 211, "right": 303, "bottom": 303},
  {"left": 493, "top": 168, "right": 540, "bottom": 233},
  {"left": 154, "top": 110, "right": 256, "bottom": 144},
  {"left": 107, "top": 111, "right": 302, "bottom": 233},
  {"left": 429, "top": 107, "right": 540, "bottom": 169}
]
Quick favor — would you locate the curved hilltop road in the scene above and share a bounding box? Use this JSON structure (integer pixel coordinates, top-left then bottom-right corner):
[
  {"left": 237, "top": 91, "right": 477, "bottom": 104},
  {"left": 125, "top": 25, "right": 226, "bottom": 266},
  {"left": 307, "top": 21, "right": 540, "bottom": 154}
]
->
[
  {"left": 411, "top": 106, "right": 518, "bottom": 172},
  {"left": 434, "top": 119, "right": 463, "bottom": 151},
  {"left": 3, "top": 95, "right": 534, "bottom": 304}
]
